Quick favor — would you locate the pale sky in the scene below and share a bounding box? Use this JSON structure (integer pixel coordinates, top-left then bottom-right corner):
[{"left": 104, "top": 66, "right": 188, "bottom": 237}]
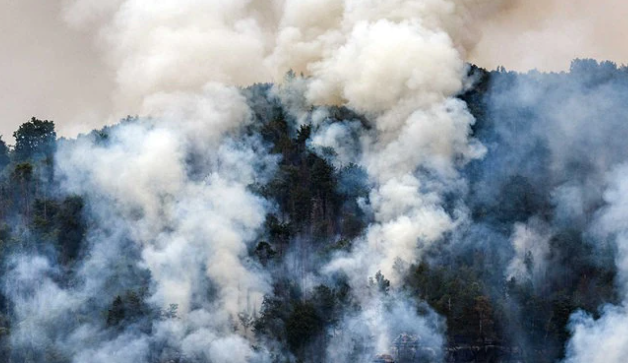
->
[
  {"left": 0, "top": 0, "right": 113, "bottom": 142},
  {"left": 469, "top": 0, "right": 628, "bottom": 72},
  {"left": 1, "top": 0, "right": 628, "bottom": 141}
]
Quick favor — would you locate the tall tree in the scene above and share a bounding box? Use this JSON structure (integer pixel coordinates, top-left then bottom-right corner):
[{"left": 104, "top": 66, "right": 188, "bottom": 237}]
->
[
  {"left": 0, "top": 137, "right": 9, "bottom": 171},
  {"left": 11, "top": 163, "right": 33, "bottom": 218},
  {"left": 13, "top": 117, "right": 56, "bottom": 161}
]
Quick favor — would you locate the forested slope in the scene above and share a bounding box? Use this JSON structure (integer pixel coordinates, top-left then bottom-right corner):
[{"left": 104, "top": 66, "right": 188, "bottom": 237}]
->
[{"left": 0, "top": 60, "right": 626, "bottom": 362}]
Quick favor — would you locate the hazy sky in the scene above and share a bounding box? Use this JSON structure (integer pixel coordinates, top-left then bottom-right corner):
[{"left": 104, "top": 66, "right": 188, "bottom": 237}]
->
[
  {"left": 469, "top": 0, "right": 628, "bottom": 71},
  {"left": 0, "top": 0, "right": 113, "bottom": 141},
  {"left": 1, "top": 0, "right": 628, "bottom": 141}
]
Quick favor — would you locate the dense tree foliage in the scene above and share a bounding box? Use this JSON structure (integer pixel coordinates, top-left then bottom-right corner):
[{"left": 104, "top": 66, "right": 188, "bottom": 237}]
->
[{"left": 13, "top": 117, "right": 56, "bottom": 162}]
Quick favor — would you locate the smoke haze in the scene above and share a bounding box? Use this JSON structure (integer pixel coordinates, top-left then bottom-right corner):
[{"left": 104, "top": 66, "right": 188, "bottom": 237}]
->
[{"left": 2, "top": 0, "right": 628, "bottom": 138}]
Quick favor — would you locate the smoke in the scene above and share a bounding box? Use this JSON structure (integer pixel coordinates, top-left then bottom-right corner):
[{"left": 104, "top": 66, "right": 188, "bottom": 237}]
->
[
  {"left": 271, "top": 1, "right": 495, "bottom": 358},
  {"left": 451, "top": 61, "right": 628, "bottom": 360},
  {"left": 7, "top": 83, "right": 278, "bottom": 362},
  {"left": 470, "top": 63, "right": 628, "bottom": 223},
  {"left": 505, "top": 218, "right": 551, "bottom": 284},
  {"left": 5, "top": 0, "right": 628, "bottom": 142},
  {"left": 326, "top": 295, "right": 445, "bottom": 362},
  {"left": 56, "top": 0, "right": 505, "bottom": 115},
  {"left": 562, "top": 164, "right": 628, "bottom": 363},
  {"left": 16, "top": 0, "right": 628, "bottom": 362},
  {"left": 0, "top": 0, "right": 504, "bottom": 361},
  {"left": 299, "top": 2, "right": 489, "bottom": 292},
  {"left": 54, "top": 0, "right": 502, "bottom": 282}
]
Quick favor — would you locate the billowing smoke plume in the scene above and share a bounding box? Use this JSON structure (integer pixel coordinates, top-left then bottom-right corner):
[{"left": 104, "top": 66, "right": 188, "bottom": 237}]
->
[
  {"left": 59, "top": 0, "right": 506, "bottom": 115},
  {"left": 6, "top": 0, "right": 628, "bottom": 140},
  {"left": 3, "top": 0, "right": 512, "bottom": 362},
  {"left": 8, "top": 84, "right": 278, "bottom": 362}
]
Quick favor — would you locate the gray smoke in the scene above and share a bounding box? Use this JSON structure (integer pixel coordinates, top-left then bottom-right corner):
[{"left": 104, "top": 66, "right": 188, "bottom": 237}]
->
[
  {"left": 461, "top": 61, "right": 628, "bottom": 361},
  {"left": 563, "top": 164, "right": 628, "bottom": 363}
]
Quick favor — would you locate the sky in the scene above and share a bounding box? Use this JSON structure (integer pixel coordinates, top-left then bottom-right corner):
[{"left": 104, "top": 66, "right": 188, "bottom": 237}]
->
[
  {"left": 1, "top": 0, "right": 628, "bottom": 141},
  {"left": 0, "top": 0, "right": 113, "bottom": 141},
  {"left": 470, "top": 0, "right": 628, "bottom": 71}
]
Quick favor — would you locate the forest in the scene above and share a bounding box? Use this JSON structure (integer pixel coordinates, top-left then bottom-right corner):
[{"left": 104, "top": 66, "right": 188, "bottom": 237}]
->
[{"left": 0, "top": 59, "right": 627, "bottom": 363}]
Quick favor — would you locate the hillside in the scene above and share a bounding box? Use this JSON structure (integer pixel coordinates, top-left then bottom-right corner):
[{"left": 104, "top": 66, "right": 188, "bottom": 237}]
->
[{"left": 0, "top": 60, "right": 627, "bottom": 362}]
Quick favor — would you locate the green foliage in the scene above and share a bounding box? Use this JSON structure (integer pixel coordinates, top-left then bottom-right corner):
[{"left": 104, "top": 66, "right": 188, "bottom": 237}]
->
[
  {"left": 0, "top": 137, "right": 9, "bottom": 172},
  {"left": 255, "top": 241, "right": 277, "bottom": 265},
  {"left": 260, "top": 111, "right": 346, "bottom": 242},
  {"left": 255, "top": 281, "right": 352, "bottom": 357},
  {"left": 106, "top": 296, "right": 126, "bottom": 327},
  {"left": 13, "top": 117, "right": 56, "bottom": 162},
  {"left": 255, "top": 293, "right": 289, "bottom": 344},
  {"left": 106, "top": 289, "right": 155, "bottom": 328},
  {"left": 11, "top": 162, "right": 34, "bottom": 217},
  {"left": 261, "top": 109, "right": 293, "bottom": 156},
  {"left": 56, "top": 196, "right": 85, "bottom": 262},
  {"left": 405, "top": 233, "right": 616, "bottom": 362},
  {"left": 161, "top": 304, "right": 179, "bottom": 320},
  {"left": 11, "top": 162, "right": 33, "bottom": 182},
  {"left": 32, "top": 196, "right": 85, "bottom": 263},
  {"left": 265, "top": 215, "right": 292, "bottom": 256},
  {"left": 369, "top": 271, "right": 391, "bottom": 295},
  {"left": 286, "top": 301, "right": 323, "bottom": 352},
  {"left": 322, "top": 238, "right": 352, "bottom": 255}
]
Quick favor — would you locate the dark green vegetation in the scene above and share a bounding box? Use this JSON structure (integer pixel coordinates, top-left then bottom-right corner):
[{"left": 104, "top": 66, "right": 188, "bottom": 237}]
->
[{"left": 0, "top": 60, "right": 626, "bottom": 362}]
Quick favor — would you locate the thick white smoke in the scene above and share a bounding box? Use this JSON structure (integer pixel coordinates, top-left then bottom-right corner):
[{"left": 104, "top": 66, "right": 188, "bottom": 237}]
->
[
  {"left": 274, "top": 1, "right": 492, "bottom": 358},
  {"left": 4, "top": 0, "right": 512, "bottom": 361},
  {"left": 60, "top": 0, "right": 506, "bottom": 117},
  {"left": 299, "top": 3, "right": 490, "bottom": 355},
  {"left": 505, "top": 218, "right": 551, "bottom": 284},
  {"left": 298, "top": 1, "right": 489, "bottom": 287},
  {"left": 60, "top": 0, "right": 502, "bottom": 285},
  {"left": 8, "top": 84, "right": 278, "bottom": 362}
]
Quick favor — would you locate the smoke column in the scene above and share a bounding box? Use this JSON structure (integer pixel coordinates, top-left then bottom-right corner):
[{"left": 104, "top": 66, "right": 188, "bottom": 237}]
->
[
  {"left": 6, "top": 0, "right": 628, "bottom": 141},
  {"left": 60, "top": 0, "right": 503, "bottom": 276}
]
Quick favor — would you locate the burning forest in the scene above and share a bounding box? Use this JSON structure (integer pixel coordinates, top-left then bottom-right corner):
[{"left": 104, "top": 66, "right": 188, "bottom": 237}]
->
[{"left": 0, "top": 1, "right": 627, "bottom": 363}]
